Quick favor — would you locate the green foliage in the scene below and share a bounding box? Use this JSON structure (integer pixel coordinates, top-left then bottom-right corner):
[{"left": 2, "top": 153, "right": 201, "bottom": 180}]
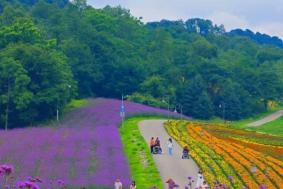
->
[
  {"left": 0, "top": 12, "right": 76, "bottom": 127},
  {"left": 0, "top": 57, "right": 32, "bottom": 129},
  {"left": 72, "top": 0, "right": 87, "bottom": 10},
  {"left": 140, "top": 76, "right": 166, "bottom": 98},
  {"left": 192, "top": 38, "right": 217, "bottom": 59},
  {"left": 185, "top": 18, "right": 225, "bottom": 35},
  {"left": 128, "top": 93, "right": 167, "bottom": 109},
  {"left": 63, "top": 99, "right": 89, "bottom": 113},
  {"left": 1, "top": 0, "right": 283, "bottom": 127},
  {"left": 0, "top": 17, "right": 41, "bottom": 47},
  {"left": 249, "top": 117, "right": 283, "bottom": 137},
  {"left": 182, "top": 75, "right": 214, "bottom": 119}
]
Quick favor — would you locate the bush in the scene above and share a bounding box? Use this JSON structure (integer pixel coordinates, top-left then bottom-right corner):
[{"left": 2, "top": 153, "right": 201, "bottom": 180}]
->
[{"left": 128, "top": 93, "right": 167, "bottom": 109}]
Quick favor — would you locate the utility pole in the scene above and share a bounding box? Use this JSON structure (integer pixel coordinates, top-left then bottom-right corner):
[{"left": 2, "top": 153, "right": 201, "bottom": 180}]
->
[
  {"left": 56, "top": 84, "right": 71, "bottom": 122},
  {"left": 180, "top": 104, "right": 183, "bottom": 120},
  {"left": 163, "top": 96, "right": 170, "bottom": 121},
  {"left": 120, "top": 94, "right": 126, "bottom": 126},
  {"left": 167, "top": 98, "right": 170, "bottom": 120},
  {"left": 5, "top": 81, "right": 10, "bottom": 131},
  {"left": 219, "top": 102, "right": 226, "bottom": 123},
  {"left": 174, "top": 104, "right": 183, "bottom": 120},
  {"left": 56, "top": 96, "right": 59, "bottom": 122}
]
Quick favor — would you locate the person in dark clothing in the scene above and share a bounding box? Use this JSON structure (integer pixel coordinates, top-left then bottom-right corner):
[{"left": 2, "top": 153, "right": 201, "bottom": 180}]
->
[
  {"left": 182, "top": 146, "right": 190, "bottom": 159},
  {"left": 150, "top": 137, "right": 155, "bottom": 153}
]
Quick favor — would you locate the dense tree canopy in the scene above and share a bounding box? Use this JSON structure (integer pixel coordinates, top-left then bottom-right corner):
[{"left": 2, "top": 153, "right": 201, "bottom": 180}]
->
[{"left": 1, "top": 0, "right": 283, "bottom": 128}]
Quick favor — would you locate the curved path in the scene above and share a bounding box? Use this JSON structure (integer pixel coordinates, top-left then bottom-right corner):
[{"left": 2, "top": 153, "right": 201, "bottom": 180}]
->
[
  {"left": 139, "top": 120, "right": 199, "bottom": 189},
  {"left": 248, "top": 110, "right": 283, "bottom": 127}
]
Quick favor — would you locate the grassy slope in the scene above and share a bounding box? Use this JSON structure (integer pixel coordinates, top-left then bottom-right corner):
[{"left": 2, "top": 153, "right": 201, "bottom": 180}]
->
[
  {"left": 202, "top": 106, "right": 283, "bottom": 137},
  {"left": 249, "top": 117, "right": 283, "bottom": 137},
  {"left": 119, "top": 117, "right": 164, "bottom": 189},
  {"left": 63, "top": 99, "right": 89, "bottom": 113},
  {"left": 204, "top": 109, "right": 281, "bottom": 129}
]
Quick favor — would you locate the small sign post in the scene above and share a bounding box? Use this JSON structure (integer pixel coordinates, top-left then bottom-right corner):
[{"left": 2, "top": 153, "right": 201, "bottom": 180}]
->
[{"left": 120, "top": 94, "right": 126, "bottom": 126}]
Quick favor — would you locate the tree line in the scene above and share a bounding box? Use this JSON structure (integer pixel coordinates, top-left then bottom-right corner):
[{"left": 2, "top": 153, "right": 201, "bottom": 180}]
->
[{"left": 0, "top": 0, "right": 283, "bottom": 128}]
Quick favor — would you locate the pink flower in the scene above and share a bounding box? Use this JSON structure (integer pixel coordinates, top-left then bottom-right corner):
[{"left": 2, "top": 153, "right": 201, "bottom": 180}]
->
[
  {"left": 0, "top": 164, "right": 13, "bottom": 175},
  {"left": 57, "top": 179, "right": 65, "bottom": 187},
  {"left": 16, "top": 181, "right": 40, "bottom": 189}
]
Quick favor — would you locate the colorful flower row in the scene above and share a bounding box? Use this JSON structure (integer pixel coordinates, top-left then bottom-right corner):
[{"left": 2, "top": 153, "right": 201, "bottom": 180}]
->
[
  {"left": 165, "top": 120, "right": 283, "bottom": 189},
  {"left": 188, "top": 122, "right": 283, "bottom": 189},
  {"left": 165, "top": 121, "right": 243, "bottom": 189}
]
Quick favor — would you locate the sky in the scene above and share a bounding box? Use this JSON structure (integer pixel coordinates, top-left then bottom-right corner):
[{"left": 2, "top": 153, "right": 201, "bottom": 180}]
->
[{"left": 87, "top": 0, "right": 283, "bottom": 38}]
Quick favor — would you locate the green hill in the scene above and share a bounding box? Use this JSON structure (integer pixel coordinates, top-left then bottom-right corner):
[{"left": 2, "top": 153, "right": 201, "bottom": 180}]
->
[{"left": 1, "top": 0, "right": 283, "bottom": 128}]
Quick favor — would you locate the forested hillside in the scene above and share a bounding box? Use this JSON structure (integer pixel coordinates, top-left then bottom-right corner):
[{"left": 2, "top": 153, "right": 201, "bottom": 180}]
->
[
  {"left": 228, "top": 29, "right": 283, "bottom": 49},
  {"left": 1, "top": 0, "right": 283, "bottom": 128}
]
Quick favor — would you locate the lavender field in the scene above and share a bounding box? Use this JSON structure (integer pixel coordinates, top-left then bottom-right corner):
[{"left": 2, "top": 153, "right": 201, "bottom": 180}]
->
[{"left": 0, "top": 98, "right": 175, "bottom": 188}]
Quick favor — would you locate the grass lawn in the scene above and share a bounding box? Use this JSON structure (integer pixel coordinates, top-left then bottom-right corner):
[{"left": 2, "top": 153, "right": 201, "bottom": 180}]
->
[
  {"left": 200, "top": 106, "right": 283, "bottom": 131},
  {"left": 215, "top": 106, "right": 283, "bottom": 137},
  {"left": 231, "top": 105, "right": 283, "bottom": 128},
  {"left": 63, "top": 98, "right": 89, "bottom": 113},
  {"left": 249, "top": 117, "right": 283, "bottom": 137},
  {"left": 119, "top": 117, "right": 164, "bottom": 189}
]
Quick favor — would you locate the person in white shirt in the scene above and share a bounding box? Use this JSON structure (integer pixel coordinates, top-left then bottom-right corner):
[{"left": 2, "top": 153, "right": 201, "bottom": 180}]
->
[
  {"left": 114, "top": 178, "right": 122, "bottom": 189},
  {"left": 166, "top": 138, "right": 173, "bottom": 156},
  {"left": 196, "top": 171, "right": 204, "bottom": 188}
]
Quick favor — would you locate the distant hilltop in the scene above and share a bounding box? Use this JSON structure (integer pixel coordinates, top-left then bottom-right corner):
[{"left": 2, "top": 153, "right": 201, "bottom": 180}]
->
[
  {"left": 147, "top": 18, "right": 283, "bottom": 49},
  {"left": 228, "top": 29, "right": 283, "bottom": 49}
]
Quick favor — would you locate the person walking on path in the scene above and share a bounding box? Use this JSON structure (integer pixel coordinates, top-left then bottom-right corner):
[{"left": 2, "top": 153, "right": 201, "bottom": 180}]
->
[
  {"left": 129, "top": 180, "right": 136, "bottom": 189},
  {"left": 196, "top": 171, "right": 204, "bottom": 188},
  {"left": 150, "top": 137, "right": 155, "bottom": 153},
  {"left": 166, "top": 178, "right": 179, "bottom": 189},
  {"left": 114, "top": 178, "right": 123, "bottom": 189},
  {"left": 166, "top": 138, "right": 173, "bottom": 156}
]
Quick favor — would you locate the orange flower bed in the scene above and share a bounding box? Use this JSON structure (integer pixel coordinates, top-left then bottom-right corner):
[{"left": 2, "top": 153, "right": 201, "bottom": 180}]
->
[
  {"left": 220, "top": 136, "right": 283, "bottom": 160},
  {"left": 202, "top": 124, "right": 283, "bottom": 159},
  {"left": 187, "top": 122, "right": 283, "bottom": 189}
]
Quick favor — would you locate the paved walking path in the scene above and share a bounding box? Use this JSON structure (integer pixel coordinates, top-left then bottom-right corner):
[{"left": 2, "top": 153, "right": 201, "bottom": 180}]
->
[
  {"left": 248, "top": 110, "right": 283, "bottom": 127},
  {"left": 139, "top": 120, "right": 199, "bottom": 189}
]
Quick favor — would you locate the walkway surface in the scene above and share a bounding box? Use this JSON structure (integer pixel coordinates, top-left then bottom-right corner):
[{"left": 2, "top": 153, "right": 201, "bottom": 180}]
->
[
  {"left": 248, "top": 110, "right": 283, "bottom": 127},
  {"left": 139, "top": 120, "right": 199, "bottom": 189}
]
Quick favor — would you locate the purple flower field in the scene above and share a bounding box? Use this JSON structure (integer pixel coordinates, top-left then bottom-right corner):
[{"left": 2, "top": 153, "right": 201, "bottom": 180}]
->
[{"left": 0, "top": 98, "right": 177, "bottom": 188}]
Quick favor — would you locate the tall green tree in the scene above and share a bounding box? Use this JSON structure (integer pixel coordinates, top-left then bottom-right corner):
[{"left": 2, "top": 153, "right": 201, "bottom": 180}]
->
[
  {"left": 2, "top": 44, "right": 76, "bottom": 123},
  {"left": 0, "top": 17, "right": 41, "bottom": 48},
  {"left": 0, "top": 57, "right": 32, "bottom": 129},
  {"left": 182, "top": 75, "right": 214, "bottom": 119},
  {"left": 257, "top": 70, "right": 283, "bottom": 110},
  {"left": 140, "top": 76, "right": 166, "bottom": 98}
]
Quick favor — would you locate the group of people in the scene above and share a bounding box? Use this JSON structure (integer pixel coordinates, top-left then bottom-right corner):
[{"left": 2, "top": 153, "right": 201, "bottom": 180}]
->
[
  {"left": 150, "top": 137, "right": 190, "bottom": 158},
  {"left": 114, "top": 178, "right": 136, "bottom": 189},
  {"left": 150, "top": 137, "right": 175, "bottom": 156},
  {"left": 113, "top": 137, "right": 206, "bottom": 189},
  {"left": 114, "top": 170, "right": 208, "bottom": 189},
  {"left": 150, "top": 137, "right": 162, "bottom": 154},
  {"left": 166, "top": 171, "right": 209, "bottom": 189}
]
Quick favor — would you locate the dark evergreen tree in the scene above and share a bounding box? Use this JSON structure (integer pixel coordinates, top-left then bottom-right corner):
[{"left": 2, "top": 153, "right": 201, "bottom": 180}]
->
[{"left": 182, "top": 75, "right": 214, "bottom": 119}]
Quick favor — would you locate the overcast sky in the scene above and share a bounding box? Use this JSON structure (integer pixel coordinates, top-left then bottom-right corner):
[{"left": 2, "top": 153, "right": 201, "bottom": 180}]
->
[{"left": 87, "top": 0, "right": 283, "bottom": 38}]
